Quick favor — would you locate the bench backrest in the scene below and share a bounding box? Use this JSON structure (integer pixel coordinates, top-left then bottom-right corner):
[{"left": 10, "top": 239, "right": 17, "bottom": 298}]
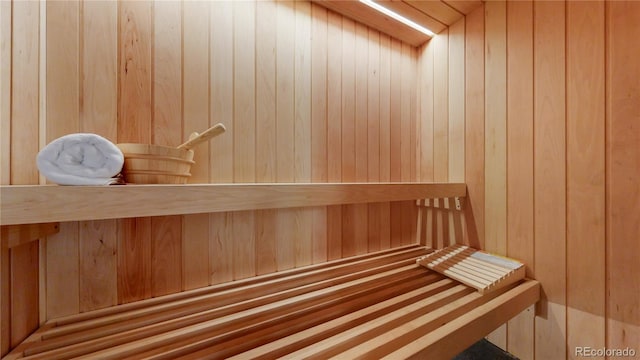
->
[{"left": 416, "top": 197, "right": 466, "bottom": 250}]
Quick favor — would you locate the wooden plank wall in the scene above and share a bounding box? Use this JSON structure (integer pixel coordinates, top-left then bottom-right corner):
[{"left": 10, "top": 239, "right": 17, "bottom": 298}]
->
[
  {"left": 419, "top": 2, "right": 639, "bottom": 359},
  {"left": 1, "top": 0, "right": 419, "bottom": 353}
]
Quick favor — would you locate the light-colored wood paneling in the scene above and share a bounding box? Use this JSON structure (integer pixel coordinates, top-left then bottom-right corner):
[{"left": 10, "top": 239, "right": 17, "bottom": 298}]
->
[
  {"left": 448, "top": 19, "right": 465, "bottom": 183},
  {"left": 326, "top": 10, "right": 343, "bottom": 261},
  {"left": 232, "top": 0, "right": 256, "bottom": 280},
  {"left": 209, "top": 0, "right": 234, "bottom": 286},
  {"left": 117, "top": 0, "right": 153, "bottom": 305},
  {"left": 440, "top": 4, "right": 639, "bottom": 357},
  {"left": 10, "top": 242, "right": 38, "bottom": 348},
  {"left": 4, "top": 0, "right": 420, "bottom": 351},
  {"left": 294, "top": 0, "right": 313, "bottom": 266},
  {"left": 367, "top": 29, "right": 381, "bottom": 252},
  {"left": 79, "top": 0, "right": 119, "bottom": 313},
  {"left": 353, "top": 22, "right": 369, "bottom": 255},
  {"left": 9, "top": 0, "right": 42, "bottom": 351},
  {"left": 310, "top": 3, "right": 328, "bottom": 264},
  {"left": 79, "top": 220, "right": 117, "bottom": 312},
  {"left": 276, "top": 0, "right": 296, "bottom": 272},
  {"left": 152, "top": 0, "right": 183, "bottom": 298},
  {"left": 505, "top": 1, "right": 534, "bottom": 358},
  {"left": 483, "top": 1, "right": 507, "bottom": 348},
  {"left": 44, "top": 0, "right": 81, "bottom": 322},
  {"left": 607, "top": 1, "right": 640, "bottom": 353},
  {"left": 463, "top": 5, "right": 484, "bottom": 250},
  {"left": 379, "top": 34, "right": 392, "bottom": 250},
  {"left": 182, "top": 0, "right": 211, "bottom": 290},
  {"left": 0, "top": 0, "right": 11, "bottom": 187},
  {"left": 566, "top": 1, "right": 606, "bottom": 355},
  {"left": 117, "top": 217, "right": 151, "bottom": 304},
  {"left": 432, "top": 30, "right": 448, "bottom": 183},
  {"left": 443, "top": 0, "right": 483, "bottom": 15},
  {"left": 533, "top": 3, "right": 567, "bottom": 359},
  {"left": 341, "top": 17, "right": 357, "bottom": 257},
  {"left": 389, "top": 39, "right": 402, "bottom": 249},
  {"left": 255, "top": 0, "right": 278, "bottom": 275},
  {"left": 405, "top": 0, "right": 462, "bottom": 26},
  {"left": 312, "top": 0, "right": 435, "bottom": 46}
]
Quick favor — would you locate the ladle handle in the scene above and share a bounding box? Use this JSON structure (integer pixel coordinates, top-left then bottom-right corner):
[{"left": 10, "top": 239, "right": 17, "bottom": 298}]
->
[{"left": 177, "top": 123, "right": 226, "bottom": 150}]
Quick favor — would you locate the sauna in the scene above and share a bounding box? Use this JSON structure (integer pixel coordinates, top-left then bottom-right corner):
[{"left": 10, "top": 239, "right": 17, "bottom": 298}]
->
[{"left": 1, "top": 0, "right": 638, "bottom": 359}]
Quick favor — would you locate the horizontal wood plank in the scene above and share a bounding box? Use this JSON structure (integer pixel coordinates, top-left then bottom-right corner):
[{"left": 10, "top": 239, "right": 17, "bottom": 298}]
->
[{"left": 1, "top": 183, "right": 466, "bottom": 225}]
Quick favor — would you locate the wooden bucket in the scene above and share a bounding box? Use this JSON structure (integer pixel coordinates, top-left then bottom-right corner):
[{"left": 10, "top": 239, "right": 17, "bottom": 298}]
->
[{"left": 116, "top": 143, "right": 195, "bottom": 184}]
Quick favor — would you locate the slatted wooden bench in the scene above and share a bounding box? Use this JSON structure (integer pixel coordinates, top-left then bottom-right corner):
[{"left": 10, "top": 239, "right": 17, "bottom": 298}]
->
[
  {"left": 1, "top": 183, "right": 540, "bottom": 359},
  {"left": 4, "top": 245, "right": 538, "bottom": 360}
]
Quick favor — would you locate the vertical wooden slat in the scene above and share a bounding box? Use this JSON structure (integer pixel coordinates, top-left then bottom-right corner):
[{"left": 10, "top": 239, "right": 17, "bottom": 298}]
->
[
  {"left": 182, "top": 0, "right": 210, "bottom": 290},
  {"left": 11, "top": 0, "right": 39, "bottom": 186},
  {"left": 79, "top": 220, "right": 117, "bottom": 312},
  {"left": 367, "top": 29, "right": 381, "bottom": 252},
  {"left": 464, "top": 5, "right": 484, "bottom": 250},
  {"left": 209, "top": 0, "right": 234, "bottom": 285},
  {"left": 341, "top": 17, "right": 356, "bottom": 257},
  {"left": 448, "top": 18, "right": 465, "bottom": 184},
  {"left": 150, "top": 216, "right": 182, "bottom": 297},
  {"left": 352, "top": 22, "right": 368, "bottom": 255},
  {"left": 310, "top": 3, "right": 328, "bottom": 264},
  {"left": 46, "top": 226, "right": 79, "bottom": 318},
  {"left": 484, "top": 0, "right": 507, "bottom": 256},
  {"left": 232, "top": 0, "right": 256, "bottom": 280},
  {"left": 117, "top": 0, "right": 153, "bottom": 304},
  {"left": 0, "top": 2, "right": 8, "bottom": 327},
  {"left": 152, "top": 0, "right": 182, "bottom": 298},
  {"left": 606, "top": 1, "right": 640, "bottom": 353},
  {"left": 79, "top": 0, "right": 118, "bottom": 311},
  {"left": 433, "top": 29, "right": 448, "bottom": 183},
  {"left": 209, "top": 0, "right": 233, "bottom": 185},
  {"left": 294, "top": 0, "right": 313, "bottom": 267},
  {"left": 432, "top": 29, "right": 448, "bottom": 251},
  {"left": 183, "top": 1, "right": 210, "bottom": 184},
  {"left": 567, "top": 1, "right": 606, "bottom": 356},
  {"left": 400, "top": 43, "right": 413, "bottom": 246},
  {"left": 276, "top": 0, "right": 296, "bottom": 271},
  {"left": 418, "top": 40, "right": 434, "bottom": 248},
  {"left": 534, "top": 2, "right": 567, "bottom": 359},
  {"left": 10, "top": 242, "right": 38, "bottom": 346},
  {"left": 326, "top": 10, "right": 342, "bottom": 260},
  {"left": 44, "top": 0, "right": 81, "bottom": 321},
  {"left": 209, "top": 213, "right": 233, "bottom": 285},
  {"left": 378, "top": 34, "right": 391, "bottom": 250},
  {"left": 448, "top": 18, "right": 465, "bottom": 247},
  {"left": 255, "top": 0, "right": 278, "bottom": 275},
  {"left": 418, "top": 42, "right": 434, "bottom": 184},
  {"left": 389, "top": 38, "right": 402, "bottom": 248},
  {"left": 484, "top": 0, "right": 507, "bottom": 348},
  {"left": 117, "top": 0, "right": 152, "bottom": 144},
  {"left": 0, "top": 240, "right": 8, "bottom": 356},
  {"left": 506, "top": 1, "right": 535, "bottom": 358},
  {"left": 0, "top": 0, "right": 10, "bottom": 187},
  {"left": 117, "top": 217, "right": 152, "bottom": 304}
]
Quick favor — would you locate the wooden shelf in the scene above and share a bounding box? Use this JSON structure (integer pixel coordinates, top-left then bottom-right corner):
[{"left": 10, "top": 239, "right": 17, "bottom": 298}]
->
[{"left": 1, "top": 182, "right": 466, "bottom": 226}]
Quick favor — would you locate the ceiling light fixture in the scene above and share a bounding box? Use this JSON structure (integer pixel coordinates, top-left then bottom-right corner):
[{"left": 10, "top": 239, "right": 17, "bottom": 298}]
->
[{"left": 358, "top": 0, "right": 435, "bottom": 37}]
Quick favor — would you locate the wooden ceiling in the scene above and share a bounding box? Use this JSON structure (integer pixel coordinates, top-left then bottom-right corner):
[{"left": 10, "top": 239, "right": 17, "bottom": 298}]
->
[{"left": 312, "top": 0, "right": 483, "bottom": 46}]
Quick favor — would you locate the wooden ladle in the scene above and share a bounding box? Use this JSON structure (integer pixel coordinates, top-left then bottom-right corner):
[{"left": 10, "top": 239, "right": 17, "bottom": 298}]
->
[{"left": 177, "top": 123, "right": 226, "bottom": 150}]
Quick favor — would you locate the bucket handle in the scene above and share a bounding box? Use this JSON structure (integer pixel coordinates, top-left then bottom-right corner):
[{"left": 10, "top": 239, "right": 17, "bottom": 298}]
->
[{"left": 177, "top": 123, "right": 226, "bottom": 150}]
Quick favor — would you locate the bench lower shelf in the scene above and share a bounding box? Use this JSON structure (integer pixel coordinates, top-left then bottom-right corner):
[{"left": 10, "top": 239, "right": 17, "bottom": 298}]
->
[{"left": 4, "top": 245, "right": 539, "bottom": 360}]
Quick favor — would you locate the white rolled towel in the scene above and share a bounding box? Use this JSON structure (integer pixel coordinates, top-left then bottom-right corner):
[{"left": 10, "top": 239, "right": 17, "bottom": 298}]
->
[{"left": 37, "top": 133, "right": 124, "bottom": 185}]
